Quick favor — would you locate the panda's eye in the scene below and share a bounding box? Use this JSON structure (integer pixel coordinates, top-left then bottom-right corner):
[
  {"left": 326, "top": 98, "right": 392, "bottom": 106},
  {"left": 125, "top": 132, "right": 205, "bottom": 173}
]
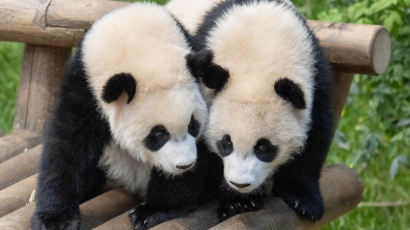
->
[
  {"left": 216, "top": 134, "right": 233, "bottom": 157},
  {"left": 144, "top": 125, "right": 170, "bottom": 151},
  {"left": 254, "top": 138, "right": 278, "bottom": 162},
  {"left": 188, "top": 115, "right": 200, "bottom": 137}
]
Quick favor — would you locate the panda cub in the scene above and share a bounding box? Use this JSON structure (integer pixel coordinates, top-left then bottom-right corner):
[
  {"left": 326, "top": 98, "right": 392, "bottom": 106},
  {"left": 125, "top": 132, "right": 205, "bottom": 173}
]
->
[
  {"left": 32, "top": 3, "right": 209, "bottom": 230},
  {"left": 186, "top": 0, "right": 334, "bottom": 221}
]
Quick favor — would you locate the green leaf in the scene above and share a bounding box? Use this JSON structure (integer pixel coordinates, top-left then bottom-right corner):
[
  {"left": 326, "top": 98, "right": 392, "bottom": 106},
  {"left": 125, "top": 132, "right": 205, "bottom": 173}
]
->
[{"left": 390, "top": 155, "right": 409, "bottom": 178}]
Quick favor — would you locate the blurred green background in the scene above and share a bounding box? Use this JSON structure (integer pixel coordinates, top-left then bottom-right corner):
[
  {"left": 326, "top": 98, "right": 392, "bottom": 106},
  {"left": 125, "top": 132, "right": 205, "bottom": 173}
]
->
[{"left": 0, "top": 0, "right": 409, "bottom": 229}]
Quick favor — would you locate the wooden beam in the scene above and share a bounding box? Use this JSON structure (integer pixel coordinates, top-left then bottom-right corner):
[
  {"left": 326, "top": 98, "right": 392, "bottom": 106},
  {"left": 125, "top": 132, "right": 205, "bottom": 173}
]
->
[
  {"left": 0, "top": 0, "right": 390, "bottom": 75},
  {"left": 93, "top": 212, "right": 132, "bottom": 230},
  {"left": 0, "top": 129, "right": 41, "bottom": 162},
  {"left": 208, "top": 165, "right": 363, "bottom": 230},
  {"left": 0, "top": 189, "right": 134, "bottom": 230},
  {"left": 332, "top": 72, "right": 354, "bottom": 134},
  {"left": 90, "top": 165, "right": 363, "bottom": 230},
  {"left": 0, "top": 174, "right": 37, "bottom": 218},
  {"left": 308, "top": 21, "right": 390, "bottom": 75},
  {"left": 13, "top": 45, "right": 71, "bottom": 134},
  {"left": 0, "top": 145, "right": 42, "bottom": 190}
]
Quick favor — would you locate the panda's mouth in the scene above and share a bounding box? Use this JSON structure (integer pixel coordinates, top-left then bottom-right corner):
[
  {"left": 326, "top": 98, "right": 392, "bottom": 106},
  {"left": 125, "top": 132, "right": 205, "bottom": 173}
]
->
[{"left": 176, "top": 162, "right": 194, "bottom": 170}]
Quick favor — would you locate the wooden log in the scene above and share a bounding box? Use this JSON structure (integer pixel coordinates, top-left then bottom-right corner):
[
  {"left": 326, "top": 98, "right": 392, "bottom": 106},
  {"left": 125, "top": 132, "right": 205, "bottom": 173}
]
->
[
  {"left": 0, "top": 145, "right": 42, "bottom": 190},
  {"left": 0, "top": 0, "right": 390, "bottom": 75},
  {"left": 0, "top": 203, "right": 36, "bottom": 230},
  {"left": 0, "top": 129, "right": 41, "bottom": 162},
  {"left": 210, "top": 165, "right": 363, "bottom": 230},
  {"left": 332, "top": 72, "right": 354, "bottom": 134},
  {"left": 308, "top": 21, "right": 390, "bottom": 75},
  {"left": 0, "top": 0, "right": 84, "bottom": 47},
  {"left": 0, "top": 174, "right": 37, "bottom": 218},
  {"left": 89, "top": 165, "right": 363, "bottom": 230},
  {"left": 13, "top": 45, "right": 71, "bottom": 134},
  {"left": 46, "top": 0, "right": 128, "bottom": 29},
  {"left": 92, "top": 212, "right": 132, "bottom": 230},
  {"left": 0, "top": 189, "right": 134, "bottom": 230}
]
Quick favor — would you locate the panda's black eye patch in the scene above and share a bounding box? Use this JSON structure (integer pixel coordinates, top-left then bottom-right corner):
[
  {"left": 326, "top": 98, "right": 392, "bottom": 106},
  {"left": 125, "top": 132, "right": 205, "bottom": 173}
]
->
[
  {"left": 254, "top": 138, "right": 278, "bottom": 162},
  {"left": 188, "top": 115, "right": 200, "bottom": 137},
  {"left": 144, "top": 125, "right": 170, "bottom": 151},
  {"left": 216, "top": 134, "right": 233, "bottom": 157}
]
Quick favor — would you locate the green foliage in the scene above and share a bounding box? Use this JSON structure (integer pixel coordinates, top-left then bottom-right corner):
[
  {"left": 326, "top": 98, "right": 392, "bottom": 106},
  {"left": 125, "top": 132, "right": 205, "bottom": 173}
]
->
[
  {"left": 291, "top": 0, "right": 410, "bottom": 229},
  {"left": 0, "top": 42, "right": 23, "bottom": 133}
]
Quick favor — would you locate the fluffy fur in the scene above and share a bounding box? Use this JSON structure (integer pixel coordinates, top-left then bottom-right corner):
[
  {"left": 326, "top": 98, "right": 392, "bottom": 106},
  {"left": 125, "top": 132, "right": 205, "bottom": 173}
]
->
[
  {"left": 32, "top": 3, "right": 210, "bottom": 230},
  {"left": 187, "top": 0, "right": 334, "bottom": 221}
]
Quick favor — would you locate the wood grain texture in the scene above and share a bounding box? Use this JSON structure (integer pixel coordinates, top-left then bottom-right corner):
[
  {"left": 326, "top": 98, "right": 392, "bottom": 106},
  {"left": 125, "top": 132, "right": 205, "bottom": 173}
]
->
[
  {"left": 13, "top": 45, "right": 71, "bottom": 134},
  {"left": 90, "top": 165, "right": 363, "bottom": 230},
  {"left": 0, "top": 189, "right": 134, "bottom": 230},
  {"left": 92, "top": 212, "right": 133, "bottom": 230},
  {"left": 0, "top": 0, "right": 83, "bottom": 47},
  {"left": 0, "top": 174, "right": 37, "bottom": 218},
  {"left": 308, "top": 21, "right": 391, "bottom": 75},
  {"left": 0, "top": 0, "right": 390, "bottom": 74},
  {"left": 0, "top": 129, "right": 41, "bottom": 162},
  {"left": 332, "top": 72, "right": 354, "bottom": 134},
  {"left": 0, "top": 145, "right": 42, "bottom": 190}
]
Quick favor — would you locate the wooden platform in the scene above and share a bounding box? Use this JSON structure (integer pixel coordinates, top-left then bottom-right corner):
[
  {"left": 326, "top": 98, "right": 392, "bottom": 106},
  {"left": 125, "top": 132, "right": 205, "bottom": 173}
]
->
[{"left": 0, "top": 0, "right": 391, "bottom": 229}]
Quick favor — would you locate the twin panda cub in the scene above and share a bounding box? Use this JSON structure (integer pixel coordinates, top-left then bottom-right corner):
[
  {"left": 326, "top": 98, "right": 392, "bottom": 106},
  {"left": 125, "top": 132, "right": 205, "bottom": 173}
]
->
[{"left": 32, "top": 0, "right": 333, "bottom": 230}]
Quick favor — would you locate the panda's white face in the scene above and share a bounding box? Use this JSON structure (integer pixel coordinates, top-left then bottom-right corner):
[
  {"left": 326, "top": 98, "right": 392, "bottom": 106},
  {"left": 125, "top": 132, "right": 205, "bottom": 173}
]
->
[
  {"left": 206, "top": 96, "right": 308, "bottom": 193},
  {"left": 82, "top": 3, "right": 208, "bottom": 175},
  {"left": 106, "top": 84, "right": 207, "bottom": 175}
]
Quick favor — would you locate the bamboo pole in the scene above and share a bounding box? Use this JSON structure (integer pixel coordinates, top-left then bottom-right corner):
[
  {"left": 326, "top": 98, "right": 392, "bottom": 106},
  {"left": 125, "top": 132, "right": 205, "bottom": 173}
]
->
[
  {"left": 0, "top": 129, "right": 41, "bottom": 162},
  {"left": 0, "top": 0, "right": 390, "bottom": 75}
]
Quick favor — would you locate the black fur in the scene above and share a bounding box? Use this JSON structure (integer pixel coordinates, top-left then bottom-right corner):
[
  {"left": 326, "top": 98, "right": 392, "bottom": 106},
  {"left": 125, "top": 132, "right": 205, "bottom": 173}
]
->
[
  {"left": 102, "top": 73, "right": 136, "bottom": 104},
  {"left": 216, "top": 134, "right": 233, "bottom": 157},
  {"left": 253, "top": 138, "right": 278, "bottom": 162},
  {"left": 143, "top": 125, "right": 170, "bottom": 152},
  {"left": 186, "top": 49, "right": 229, "bottom": 92},
  {"left": 188, "top": 115, "right": 200, "bottom": 137},
  {"left": 274, "top": 78, "right": 306, "bottom": 109},
  {"left": 32, "top": 19, "right": 213, "bottom": 230},
  {"left": 193, "top": 0, "right": 334, "bottom": 221}
]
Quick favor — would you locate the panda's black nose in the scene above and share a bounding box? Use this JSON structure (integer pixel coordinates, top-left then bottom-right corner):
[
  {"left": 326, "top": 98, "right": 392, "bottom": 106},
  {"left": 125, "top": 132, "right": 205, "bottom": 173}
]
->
[
  {"left": 230, "top": 181, "right": 251, "bottom": 188},
  {"left": 176, "top": 163, "right": 193, "bottom": 170}
]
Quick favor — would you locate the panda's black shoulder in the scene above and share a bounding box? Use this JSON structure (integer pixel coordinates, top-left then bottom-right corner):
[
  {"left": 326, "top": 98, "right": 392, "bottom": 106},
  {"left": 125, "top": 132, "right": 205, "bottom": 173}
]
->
[{"left": 43, "top": 49, "right": 111, "bottom": 152}]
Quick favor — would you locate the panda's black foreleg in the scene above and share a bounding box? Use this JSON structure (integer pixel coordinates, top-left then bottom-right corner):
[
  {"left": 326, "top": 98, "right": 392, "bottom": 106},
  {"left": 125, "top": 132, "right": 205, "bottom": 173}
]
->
[
  {"left": 129, "top": 146, "right": 209, "bottom": 230},
  {"left": 216, "top": 187, "right": 266, "bottom": 221},
  {"left": 31, "top": 55, "right": 111, "bottom": 230},
  {"left": 272, "top": 154, "right": 324, "bottom": 221}
]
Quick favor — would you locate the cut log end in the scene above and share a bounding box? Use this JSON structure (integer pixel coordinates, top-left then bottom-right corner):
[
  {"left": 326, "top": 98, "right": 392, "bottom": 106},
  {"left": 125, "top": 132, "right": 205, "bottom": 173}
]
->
[{"left": 371, "top": 28, "right": 391, "bottom": 75}]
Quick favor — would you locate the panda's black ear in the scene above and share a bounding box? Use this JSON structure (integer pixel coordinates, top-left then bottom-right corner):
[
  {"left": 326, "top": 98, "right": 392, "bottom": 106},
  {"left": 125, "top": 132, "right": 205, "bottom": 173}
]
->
[
  {"left": 274, "top": 78, "right": 306, "bottom": 109},
  {"left": 186, "top": 49, "right": 229, "bottom": 92},
  {"left": 102, "top": 73, "right": 137, "bottom": 104}
]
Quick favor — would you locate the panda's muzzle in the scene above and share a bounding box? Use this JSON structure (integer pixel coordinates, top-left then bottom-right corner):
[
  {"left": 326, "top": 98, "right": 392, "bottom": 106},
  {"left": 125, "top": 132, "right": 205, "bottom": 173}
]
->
[
  {"left": 229, "top": 181, "right": 251, "bottom": 189},
  {"left": 176, "top": 162, "right": 194, "bottom": 170}
]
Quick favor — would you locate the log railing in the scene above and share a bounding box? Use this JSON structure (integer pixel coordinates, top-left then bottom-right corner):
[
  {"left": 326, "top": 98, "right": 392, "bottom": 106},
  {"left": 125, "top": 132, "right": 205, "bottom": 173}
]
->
[{"left": 0, "top": 0, "right": 391, "bottom": 229}]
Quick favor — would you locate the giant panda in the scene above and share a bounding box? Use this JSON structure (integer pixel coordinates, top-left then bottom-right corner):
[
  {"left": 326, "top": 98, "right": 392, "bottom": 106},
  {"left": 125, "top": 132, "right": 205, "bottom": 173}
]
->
[
  {"left": 186, "top": 0, "right": 334, "bottom": 221},
  {"left": 31, "top": 3, "right": 210, "bottom": 230}
]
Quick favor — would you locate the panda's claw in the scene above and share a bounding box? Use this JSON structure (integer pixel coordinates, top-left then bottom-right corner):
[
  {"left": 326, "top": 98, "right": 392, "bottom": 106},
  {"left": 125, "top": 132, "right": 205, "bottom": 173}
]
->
[
  {"left": 276, "top": 190, "right": 324, "bottom": 221},
  {"left": 217, "top": 195, "right": 265, "bottom": 221}
]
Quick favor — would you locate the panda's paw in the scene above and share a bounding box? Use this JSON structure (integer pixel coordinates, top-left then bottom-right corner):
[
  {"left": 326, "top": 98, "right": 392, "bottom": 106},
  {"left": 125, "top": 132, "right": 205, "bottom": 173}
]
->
[
  {"left": 279, "top": 191, "right": 324, "bottom": 221},
  {"left": 217, "top": 196, "right": 265, "bottom": 221},
  {"left": 31, "top": 212, "right": 80, "bottom": 230},
  {"left": 129, "top": 204, "right": 187, "bottom": 230}
]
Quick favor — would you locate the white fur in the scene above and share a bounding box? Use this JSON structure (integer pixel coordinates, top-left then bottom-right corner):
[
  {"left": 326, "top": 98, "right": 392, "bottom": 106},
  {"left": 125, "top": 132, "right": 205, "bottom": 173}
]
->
[
  {"left": 82, "top": 3, "right": 208, "bottom": 180},
  {"left": 100, "top": 142, "right": 152, "bottom": 194},
  {"left": 203, "top": 1, "right": 316, "bottom": 192},
  {"left": 223, "top": 152, "right": 269, "bottom": 193}
]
